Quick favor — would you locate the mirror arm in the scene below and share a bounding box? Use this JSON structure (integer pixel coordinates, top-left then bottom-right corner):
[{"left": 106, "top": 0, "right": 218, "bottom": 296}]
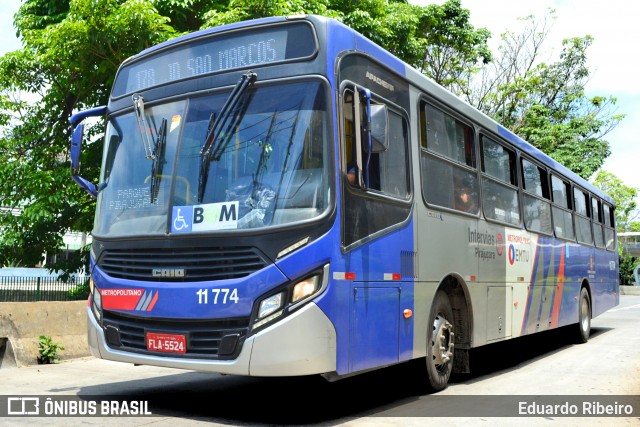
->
[
  {"left": 359, "top": 88, "right": 372, "bottom": 188},
  {"left": 72, "top": 176, "right": 98, "bottom": 198},
  {"left": 353, "top": 87, "right": 365, "bottom": 189},
  {"left": 70, "top": 106, "right": 107, "bottom": 128}
]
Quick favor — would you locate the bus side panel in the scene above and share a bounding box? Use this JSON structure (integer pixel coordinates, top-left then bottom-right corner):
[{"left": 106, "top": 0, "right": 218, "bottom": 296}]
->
[
  {"left": 521, "top": 237, "right": 618, "bottom": 333},
  {"left": 591, "top": 246, "right": 619, "bottom": 317},
  {"left": 521, "top": 236, "right": 564, "bottom": 335},
  {"left": 313, "top": 219, "right": 415, "bottom": 376}
]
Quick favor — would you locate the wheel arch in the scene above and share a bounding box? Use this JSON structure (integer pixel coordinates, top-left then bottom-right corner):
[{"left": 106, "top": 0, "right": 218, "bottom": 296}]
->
[
  {"left": 437, "top": 274, "right": 473, "bottom": 350},
  {"left": 581, "top": 278, "right": 592, "bottom": 308}
]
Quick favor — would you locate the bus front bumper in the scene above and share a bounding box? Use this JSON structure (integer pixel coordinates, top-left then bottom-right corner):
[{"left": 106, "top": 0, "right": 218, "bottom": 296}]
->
[{"left": 87, "top": 302, "right": 337, "bottom": 376}]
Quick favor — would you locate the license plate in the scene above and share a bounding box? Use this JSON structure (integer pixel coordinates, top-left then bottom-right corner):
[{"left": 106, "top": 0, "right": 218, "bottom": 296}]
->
[{"left": 146, "top": 332, "right": 186, "bottom": 354}]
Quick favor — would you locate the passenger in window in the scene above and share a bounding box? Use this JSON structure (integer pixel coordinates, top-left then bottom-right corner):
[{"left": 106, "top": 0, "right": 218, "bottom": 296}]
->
[
  {"left": 347, "top": 164, "right": 356, "bottom": 186},
  {"left": 455, "top": 176, "right": 477, "bottom": 213}
]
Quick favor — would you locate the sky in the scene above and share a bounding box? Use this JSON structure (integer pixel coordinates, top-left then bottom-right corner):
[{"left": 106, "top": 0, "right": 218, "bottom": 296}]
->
[{"left": 1, "top": 0, "right": 638, "bottom": 196}]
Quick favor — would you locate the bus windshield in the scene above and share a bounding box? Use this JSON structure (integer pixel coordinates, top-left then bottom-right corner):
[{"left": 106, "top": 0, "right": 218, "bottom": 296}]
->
[{"left": 93, "top": 81, "right": 330, "bottom": 237}]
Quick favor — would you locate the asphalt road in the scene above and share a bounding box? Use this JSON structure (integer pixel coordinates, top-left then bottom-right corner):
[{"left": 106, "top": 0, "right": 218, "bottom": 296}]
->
[{"left": 1, "top": 295, "right": 639, "bottom": 427}]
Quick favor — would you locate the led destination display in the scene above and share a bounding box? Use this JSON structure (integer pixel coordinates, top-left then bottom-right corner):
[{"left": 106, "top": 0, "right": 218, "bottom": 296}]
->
[{"left": 113, "top": 22, "right": 316, "bottom": 96}]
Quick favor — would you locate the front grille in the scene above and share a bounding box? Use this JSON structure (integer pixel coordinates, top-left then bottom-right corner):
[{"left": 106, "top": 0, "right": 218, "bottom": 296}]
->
[
  {"left": 97, "top": 246, "right": 268, "bottom": 281},
  {"left": 103, "top": 311, "right": 250, "bottom": 359}
]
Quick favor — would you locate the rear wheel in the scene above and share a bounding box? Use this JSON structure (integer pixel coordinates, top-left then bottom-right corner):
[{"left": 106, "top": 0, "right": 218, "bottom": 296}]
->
[
  {"left": 425, "top": 290, "right": 455, "bottom": 391},
  {"left": 575, "top": 287, "right": 591, "bottom": 344}
]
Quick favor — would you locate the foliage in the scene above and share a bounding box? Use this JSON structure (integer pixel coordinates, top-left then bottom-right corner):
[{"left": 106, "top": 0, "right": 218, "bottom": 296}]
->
[
  {"left": 619, "top": 251, "right": 638, "bottom": 286},
  {"left": 411, "top": 0, "right": 491, "bottom": 92},
  {"left": 37, "top": 335, "right": 64, "bottom": 364},
  {"left": 465, "top": 10, "right": 623, "bottom": 180},
  {"left": 68, "top": 277, "right": 91, "bottom": 300},
  {"left": 0, "top": 0, "right": 176, "bottom": 270}
]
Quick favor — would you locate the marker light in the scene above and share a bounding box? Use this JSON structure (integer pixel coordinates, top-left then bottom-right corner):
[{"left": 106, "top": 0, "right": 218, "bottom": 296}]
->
[
  {"left": 292, "top": 275, "right": 320, "bottom": 303},
  {"left": 91, "top": 287, "right": 103, "bottom": 323}
]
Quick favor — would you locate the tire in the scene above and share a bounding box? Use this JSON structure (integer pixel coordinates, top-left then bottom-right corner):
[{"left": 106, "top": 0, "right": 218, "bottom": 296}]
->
[
  {"left": 575, "top": 287, "right": 591, "bottom": 344},
  {"left": 425, "top": 290, "right": 455, "bottom": 391}
]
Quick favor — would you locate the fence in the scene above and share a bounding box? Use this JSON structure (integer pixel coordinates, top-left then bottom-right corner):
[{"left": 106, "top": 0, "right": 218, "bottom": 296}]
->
[{"left": 0, "top": 276, "right": 89, "bottom": 302}]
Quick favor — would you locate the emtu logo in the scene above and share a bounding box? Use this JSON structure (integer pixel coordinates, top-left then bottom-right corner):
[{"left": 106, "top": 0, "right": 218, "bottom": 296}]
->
[{"left": 508, "top": 244, "right": 530, "bottom": 265}]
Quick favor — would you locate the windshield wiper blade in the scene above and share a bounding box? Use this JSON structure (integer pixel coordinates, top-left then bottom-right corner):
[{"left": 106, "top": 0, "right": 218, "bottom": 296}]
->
[
  {"left": 150, "top": 118, "right": 167, "bottom": 203},
  {"left": 132, "top": 94, "right": 156, "bottom": 160},
  {"left": 198, "top": 71, "right": 257, "bottom": 203}
]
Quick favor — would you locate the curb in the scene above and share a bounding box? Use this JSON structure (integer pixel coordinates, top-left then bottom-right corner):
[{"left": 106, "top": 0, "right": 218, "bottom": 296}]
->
[
  {"left": 0, "top": 301, "right": 89, "bottom": 368},
  {"left": 620, "top": 286, "right": 640, "bottom": 296}
]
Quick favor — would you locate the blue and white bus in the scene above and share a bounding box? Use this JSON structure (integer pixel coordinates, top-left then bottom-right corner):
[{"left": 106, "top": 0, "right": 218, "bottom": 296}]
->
[{"left": 70, "top": 15, "right": 619, "bottom": 391}]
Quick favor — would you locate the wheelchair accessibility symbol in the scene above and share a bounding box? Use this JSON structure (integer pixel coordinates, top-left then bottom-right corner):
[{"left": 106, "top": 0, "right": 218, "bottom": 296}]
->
[{"left": 171, "top": 207, "right": 193, "bottom": 233}]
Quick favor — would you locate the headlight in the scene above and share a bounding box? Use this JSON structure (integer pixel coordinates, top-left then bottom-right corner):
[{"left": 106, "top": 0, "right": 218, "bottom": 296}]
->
[
  {"left": 251, "top": 267, "right": 327, "bottom": 332},
  {"left": 292, "top": 275, "right": 320, "bottom": 303},
  {"left": 253, "top": 292, "right": 285, "bottom": 330},
  {"left": 258, "top": 292, "right": 284, "bottom": 319}
]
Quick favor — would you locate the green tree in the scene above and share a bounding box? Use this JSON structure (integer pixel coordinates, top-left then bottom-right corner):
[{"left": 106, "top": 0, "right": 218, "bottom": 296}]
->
[
  {"left": 412, "top": 0, "right": 491, "bottom": 92},
  {"left": 466, "top": 10, "right": 623, "bottom": 180},
  {"left": 0, "top": 0, "right": 176, "bottom": 271}
]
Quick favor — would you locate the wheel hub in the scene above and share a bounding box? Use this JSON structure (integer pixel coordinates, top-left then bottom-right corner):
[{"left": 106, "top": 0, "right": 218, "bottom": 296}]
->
[
  {"left": 580, "top": 295, "right": 590, "bottom": 331},
  {"left": 432, "top": 314, "right": 454, "bottom": 366}
]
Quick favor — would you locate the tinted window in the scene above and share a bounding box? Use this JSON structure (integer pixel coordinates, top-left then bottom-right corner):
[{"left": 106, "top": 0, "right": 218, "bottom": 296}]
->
[
  {"left": 420, "top": 102, "right": 478, "bottom": 214},
  {"left": 481, "top": 136, "right": 519, "bottom": 226},
  {"left": 521, "top": 158, "right": 552, "bottom": 234},
  {"left": 574, "top": 188, "right": 593, "bottom": 245},
  {"left": 551, "top": 175, "right": 574, "bottom": 240}
]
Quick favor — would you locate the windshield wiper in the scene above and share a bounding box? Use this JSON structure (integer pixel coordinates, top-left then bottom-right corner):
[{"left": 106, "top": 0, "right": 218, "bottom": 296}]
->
[
  {"left": 198, "top": 71, "right": 257, "bottom": 203},
  {"left": 150, "top": 118, "right": 167, "bottom": 203},
  {"left": 132, "top": 94, "right": 156, "bottom": 160}
]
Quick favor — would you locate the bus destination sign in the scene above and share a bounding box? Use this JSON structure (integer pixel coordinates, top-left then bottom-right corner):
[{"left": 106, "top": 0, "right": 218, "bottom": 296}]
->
[{"left": 114, "top": 22, "right": 316, "bottom": 96}]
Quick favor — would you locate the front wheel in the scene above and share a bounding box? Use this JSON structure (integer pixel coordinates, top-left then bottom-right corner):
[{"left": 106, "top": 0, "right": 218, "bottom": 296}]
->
[
  {"left": 574, "top": 287, "right": 591, "bottom": 344},
  {"left": 425, "top": 290, "right": 455, "bottom": 391}
]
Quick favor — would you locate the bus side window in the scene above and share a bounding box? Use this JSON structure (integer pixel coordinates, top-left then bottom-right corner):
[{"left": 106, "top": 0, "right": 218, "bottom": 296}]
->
[
  {"left": 376, "top": 111, "right": 409, "bottom": 198},
  {"left": 420, "top": 101, "right": 478, "bottom": 214},
  {"left": 573, "top": 187, "right": 594, "bottom": 245},
  {"left": 603, "top": 203, "right": 616, "bottom": 251},
  {"left": 551, "top": 175, "right": 575, "bottom": 240},
  {"left": 343, "top": 88, "right": 409, "bottom": 199},
  {"left": 521, "top": 158, "right": 552, "bottom": 234},
  {"left": 480, "top": 135, "right": 520, "bottom": 226},
  {"left": 341, "top": 86, "right": 412, "bottom": 247},
  {"left": 592, "top": 197, "right": 605, "bottom": 248}
]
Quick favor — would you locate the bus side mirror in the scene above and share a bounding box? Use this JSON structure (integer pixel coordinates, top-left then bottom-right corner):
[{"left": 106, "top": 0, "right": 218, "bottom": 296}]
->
[
  {"left": 70, "top": 105, "right": 107, "bottom": 198},
  {"left": 70, "top": 123, "right": 85, "bottom": 174},
  {"left": 368, "top": 104, "right": 388, "bottom": 153}
]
